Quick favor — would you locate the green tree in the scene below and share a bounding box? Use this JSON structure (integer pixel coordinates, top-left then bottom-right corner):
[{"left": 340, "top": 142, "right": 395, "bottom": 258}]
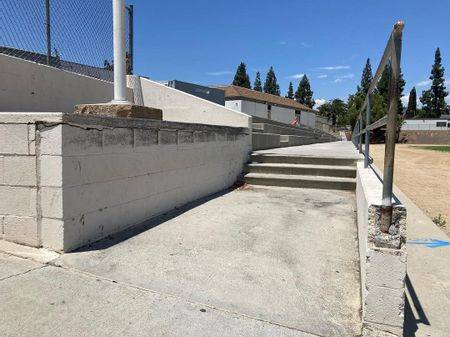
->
[
  {"left": 405, "top": 87, "right": 417, "bottom": 118},
  {"left": 359, "top": 58, "right": 373, "bottom": 95},
  {"left": 376, "top": 65, "right": 406, "bottom": 115},
  {"left": 286, "top": 82, "right": 294, "bottom": 99},
  {"left": 318, "top": 99, "right": 347, "bottom": 125},
  {"left": 253, "top": 72, "right": 262, "bottom": 92},
  {"left": 420, "top": 48, "right": 448, "bottom": 117},
  {"left": 232, "top": 62, "right": 251, "bottom": 89},
  {"left": 263, "top": 66, "right": 280, "bottom": 96},
  {"left": 343, "top": 93, "right": 365, "bottom": 127},
  {"left": 295, "top": 75, "right": 315, "bottom": 108}
]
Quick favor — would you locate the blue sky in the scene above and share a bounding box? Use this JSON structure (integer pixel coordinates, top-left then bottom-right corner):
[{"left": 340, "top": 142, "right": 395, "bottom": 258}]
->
[{"left": 132, "top": 0, "right": 450, "bottom": 106}]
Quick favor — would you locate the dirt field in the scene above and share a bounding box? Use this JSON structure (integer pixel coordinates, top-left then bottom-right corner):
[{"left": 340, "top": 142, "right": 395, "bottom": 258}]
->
[{"left": 370, "top": 144, "right": 450, "bottom": 236}]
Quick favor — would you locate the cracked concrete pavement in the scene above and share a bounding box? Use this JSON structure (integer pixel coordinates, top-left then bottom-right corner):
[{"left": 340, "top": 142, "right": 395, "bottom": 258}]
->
[{"left": 0, "top": 186, "right": 361, "bottom": 337}]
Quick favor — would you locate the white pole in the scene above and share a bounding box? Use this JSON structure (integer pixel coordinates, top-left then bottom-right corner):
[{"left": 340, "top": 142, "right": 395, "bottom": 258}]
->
[{"left": 112, "top": 0, "right": 128, "bottom": 103}]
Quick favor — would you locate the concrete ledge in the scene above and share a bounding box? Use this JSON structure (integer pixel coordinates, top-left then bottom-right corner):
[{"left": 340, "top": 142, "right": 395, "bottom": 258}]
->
[
  {"left": 74, "top": 104, "right": 163, "bottom": 120},
  {"left": 356, "top": 162, "right": 407, "bottom": 336}
]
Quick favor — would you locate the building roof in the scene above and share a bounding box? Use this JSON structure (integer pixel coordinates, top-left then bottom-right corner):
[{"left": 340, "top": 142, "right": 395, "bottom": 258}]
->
[{"left": 214, "top": 85, "right": 317, "bottom": 113}]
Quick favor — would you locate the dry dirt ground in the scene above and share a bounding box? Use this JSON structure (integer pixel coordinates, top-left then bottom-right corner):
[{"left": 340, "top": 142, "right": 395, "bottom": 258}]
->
[{"left": 370, "top": 144, "right": 450, "bottom": 236}]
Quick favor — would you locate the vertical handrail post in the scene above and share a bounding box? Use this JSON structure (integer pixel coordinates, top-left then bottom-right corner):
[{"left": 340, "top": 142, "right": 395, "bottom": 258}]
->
[
  {"left": 380, "top": 21, "right": 404, "bottom": 232},
  {"left": 364, "top": 95, "right": 371, "bottom": 168},
  {"left": 359, "top": 112, "right": 363, "bottom": 153},
  {"left": 45, "top": 0, "right": 51, "bottom": 65}
]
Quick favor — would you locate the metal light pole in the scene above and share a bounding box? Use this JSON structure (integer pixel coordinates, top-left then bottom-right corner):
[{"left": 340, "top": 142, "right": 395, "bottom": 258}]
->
[{"left": 112, "top": 0, "right": 128, "bottom": 103}]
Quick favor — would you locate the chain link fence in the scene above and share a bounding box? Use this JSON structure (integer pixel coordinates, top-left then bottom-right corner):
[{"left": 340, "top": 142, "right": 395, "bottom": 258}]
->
[{"left": 0, "top": 0, "right": 133, "bottom": 81}]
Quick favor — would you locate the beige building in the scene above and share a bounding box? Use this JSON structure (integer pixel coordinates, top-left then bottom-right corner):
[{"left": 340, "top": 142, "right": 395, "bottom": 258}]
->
[{"left": 215, "top": 85, "right": 317, "bottom": 128}]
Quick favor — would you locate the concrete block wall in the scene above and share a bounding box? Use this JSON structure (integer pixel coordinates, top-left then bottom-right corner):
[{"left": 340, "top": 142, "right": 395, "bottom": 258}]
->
[
  {"left": 0, "top": 113, "right": 250, "bottom": 252},
  {"left": 0, "top": 122, "right": 39, "bottom": 246},
  {"left": 356, "top": 162, "right": 407, "bottom": 336}
]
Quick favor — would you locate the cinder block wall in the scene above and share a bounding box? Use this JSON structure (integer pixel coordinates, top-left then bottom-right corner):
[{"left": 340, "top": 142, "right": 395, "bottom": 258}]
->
[
  {"left": 0, "top": 122, "right": 39, "bottom": 246},
  {"left": 0, "top": 113, "right": 250, "bottom": 252},
  {"left": 356, "top": 162, "right": 407, "bottom": 337}
]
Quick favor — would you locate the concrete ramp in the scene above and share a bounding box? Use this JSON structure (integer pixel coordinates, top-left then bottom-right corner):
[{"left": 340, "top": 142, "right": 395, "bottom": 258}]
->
[{"left": 0, "top": 186, "right": 364, "bottom": 337}]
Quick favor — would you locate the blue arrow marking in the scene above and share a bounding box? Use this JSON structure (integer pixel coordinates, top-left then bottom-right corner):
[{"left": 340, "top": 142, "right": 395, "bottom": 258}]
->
[{"left": 408, "top": 239, "right": 450, "bottom": 249}]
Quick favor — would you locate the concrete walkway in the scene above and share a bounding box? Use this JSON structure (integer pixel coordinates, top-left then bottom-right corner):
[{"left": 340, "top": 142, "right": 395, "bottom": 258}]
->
[
  {"left": 0, "top": 186, "right": 361, "bottom": 337},
  {"left": 392, "top": 176, "right": 450, "bottom": 337},
  {"left": 255, "top": 141, "right": 362, "bottom": 159}
]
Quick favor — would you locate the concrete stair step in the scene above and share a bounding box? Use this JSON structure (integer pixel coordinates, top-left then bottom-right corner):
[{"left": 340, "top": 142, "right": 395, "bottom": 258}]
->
[
  {"left": 244, "top": 173, "right": 356, "bottom": 191},
  {"left": 247, "top": 163, "right": 356, "bottom": 178},
  {"left": 251, "top": 154, "right": 358, "bottom": 166}
]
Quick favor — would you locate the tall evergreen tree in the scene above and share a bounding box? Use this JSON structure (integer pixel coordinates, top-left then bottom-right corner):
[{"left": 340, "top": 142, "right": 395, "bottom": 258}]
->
[
  {"left": 253, "top": 72, "right": 262, "bottom": 92},
  {"left": 420, "top": 48, "right": 448, "bottom": 117},
  {"left": 376, "top": 65, "right": 406, "bottom": 115},
  {"left": 232, "top": 62, "right": 251, "bottom": 89},
  {"left": 263, "top": 67, "right": 280, "bottom": 96},
  {"left": 286, "top": 82, "right": 294, "bottom": 99},
  {"left": 359, "top": 58, "right": 373, "bottom": 95},
  {"left": 295, "top": 75, "right": 315, "bottom": 108},
  {"left": 405, "top": 87, "right": 417, "bottom": 118}
]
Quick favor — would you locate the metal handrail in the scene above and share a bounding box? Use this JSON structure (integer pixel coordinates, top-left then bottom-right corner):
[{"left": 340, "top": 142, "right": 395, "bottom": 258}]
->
[{"left": 352, "top": 21, "right": 405, "bottom": 232}]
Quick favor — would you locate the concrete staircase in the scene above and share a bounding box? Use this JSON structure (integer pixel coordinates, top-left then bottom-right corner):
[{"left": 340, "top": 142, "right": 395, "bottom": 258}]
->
[
  {"left": 244, "top": 153, "right": 357, "bottom": 190},
  {"left": 251, "top": 116, "right": 340, "bottom": 150}
]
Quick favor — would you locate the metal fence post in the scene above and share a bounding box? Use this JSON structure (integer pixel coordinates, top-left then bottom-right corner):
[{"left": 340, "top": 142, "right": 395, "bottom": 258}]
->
[
  {"left": 359, "top": 113, "right": 363, "bottom": 153},
  {"left": 45, "top": 0, "right": 51, "bottom": 65},
  {"left": 126, "top": 4, "right": 134, "bottom": 75},
  {"left": 380, "top": 21, "right": 404, "bottom": 232},
  {"left": 364, "top": 95, "right": 371, "bottom": 168}
]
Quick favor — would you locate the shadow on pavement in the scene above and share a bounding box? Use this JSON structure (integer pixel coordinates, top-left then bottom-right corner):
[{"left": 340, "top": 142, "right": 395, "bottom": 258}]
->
[
  {"left": 404, "top": 274, "right": 430, "bottom": 336},
  {"left": 72, "top": 188, "right": 235, "bottom": 253}
]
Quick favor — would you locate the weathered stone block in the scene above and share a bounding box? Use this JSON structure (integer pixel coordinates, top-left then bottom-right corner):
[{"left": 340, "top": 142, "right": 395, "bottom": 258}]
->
[
  {"left": 366, "top": 249, "right": 407, "bottom": 289},
  {"left": 178, "top": 131, "right": 194, "bottom": 144},
  {"left": 134, "top": 129, "right": 158, "bottom": 148},
  {"left": 159, "top": 130, "right": 177, "bottom": 145},
  {"left": 40, "top": 155, "right": 63, "bottom": 187},
  {"left": 0, "top": 186, "right": 36, "bottom": 217},
  {"left": 0, "top": 124, "right": 29, "bottom": 155},
  {"left": 365, "top": 286, "right": 405, "bottom": 328},
  {"left": 41, "top": 218, "right": 64, "bottom": 252},
  {"left": 3, "top": 216, "right": 39, "bottom": 247},
  {"left": 2, "top": 156, "right": 36, "bottom": 186},
  {"left": 74, "top": 104, "right": 163, "bottom": 120},
  {"left": 103, "top": 128, "right": 134, "bottom": 152},
  {"left": 40, "top": 187, "right": 63, "bottom": 219}
]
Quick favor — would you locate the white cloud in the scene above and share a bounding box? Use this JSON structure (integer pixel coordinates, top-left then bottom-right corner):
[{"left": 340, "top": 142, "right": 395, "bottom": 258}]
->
[
  {"left": 279, "top": 41, "right": 288, "bottom": 45},
  {"left": 337, "top": 73, "right": 355, "bottom": 79},
  {"left": 445, "top": 79, "right": 450, "bottom": 85},
  {"left": 288, "top": 73, "right": 305, "bottom": 79},
  {"left": 316, "top": 65, "right": 351, "bottom": 71},
  {"left": 416, "top": 79, "right": 432, "bottom": 87},
  {"left": 315, "top": 98, "right": 327, "bottom": 108},
  {"left": 333, "top": 73, "right": 355, "bottom": 83},
  {"left": 401, "top": 95, "right": 409, "bottom": 106},
  {"left": 206, "top": 71, "right": 233, "bottom": 76},
  {"left": 317, "top": 74, "right": 328, "bottom": 79},
  {"left": 301, "top": 42, "right": 312, "bottom": 48}
]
